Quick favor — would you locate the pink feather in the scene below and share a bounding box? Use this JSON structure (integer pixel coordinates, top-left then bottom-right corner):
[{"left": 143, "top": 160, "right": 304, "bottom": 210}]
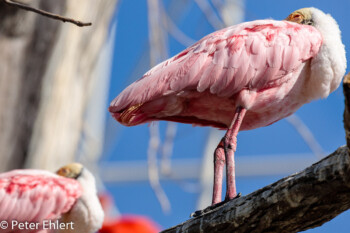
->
[
  {"left": 0, "top": 169, "right": 82, "bottom": 232},
  {"left": 109, "top": 20, "right": 322, "bottom": 130}
]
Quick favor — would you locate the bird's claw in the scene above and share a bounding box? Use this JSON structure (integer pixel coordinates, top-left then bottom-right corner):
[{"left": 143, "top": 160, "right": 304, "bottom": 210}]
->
[
  {"left": 190, "top": 192, "right": 242, "bottom": 218},
  {"left": 225, "top": 192, "right": 242, "bottom": 202}
]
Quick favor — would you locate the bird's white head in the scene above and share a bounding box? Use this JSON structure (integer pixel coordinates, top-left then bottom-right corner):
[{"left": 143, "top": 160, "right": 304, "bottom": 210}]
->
[
  {"left": 285, "top": 7, "right": 341, "bottom": 34},
  {"left": 57, "top": 163, "right": 104, "bottom": 233},
  {"left": 286, "top": 8, "right": 346, "bottom": 98}
]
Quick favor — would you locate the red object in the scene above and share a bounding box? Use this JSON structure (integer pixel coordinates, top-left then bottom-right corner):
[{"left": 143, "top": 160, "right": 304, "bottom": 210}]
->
[{"left": 99, "top": 216, "right": 160, "bottom": 233}]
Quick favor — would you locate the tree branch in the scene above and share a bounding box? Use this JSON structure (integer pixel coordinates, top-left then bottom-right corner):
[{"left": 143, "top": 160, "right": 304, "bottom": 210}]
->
[
  {"left": 162, "top": 146, "right": 350, "bottom": 233},
  {"left": 162, "top": 72, "right": 350, "bottom": 232},
  {"left": 343, "top": 73, "right": 350, "bottom": 148},
  {"left": 3, "top": 0, "right": 92, "bottom": 27}
]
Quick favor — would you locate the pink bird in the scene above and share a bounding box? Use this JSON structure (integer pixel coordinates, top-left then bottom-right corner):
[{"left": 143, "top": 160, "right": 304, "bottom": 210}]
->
[
  {"left": 0, "top": 163, "right": 104, "bottom": 233},
  {"left": 109, "top": 7, "right": 346, "bottom": 211}
]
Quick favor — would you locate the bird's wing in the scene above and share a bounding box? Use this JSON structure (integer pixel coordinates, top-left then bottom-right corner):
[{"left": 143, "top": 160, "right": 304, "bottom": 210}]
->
[
  {"left": 0, "top": 169, "right": 82, "bottom": 222},
  {"left": 109, "top": 19, "right": 322, "bottom": 117}
]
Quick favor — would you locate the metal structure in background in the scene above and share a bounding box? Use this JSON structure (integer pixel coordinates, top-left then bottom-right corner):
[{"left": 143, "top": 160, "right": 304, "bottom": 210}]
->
[
  {"left": 147, "top": 0, "right": 172, "bottom": 213},
  {"left": 100, "top": 152, "right": 322, "bottom": 183}
]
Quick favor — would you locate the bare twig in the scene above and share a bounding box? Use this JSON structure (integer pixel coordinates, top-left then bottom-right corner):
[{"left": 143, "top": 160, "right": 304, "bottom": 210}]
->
[
  {"left": 162, "top": 146, "right": 350, "bottom": 233},
  {"left": 158, "top": 122, "right": 200, "bottom": 193},
  {"left": 3, "top": 0, "right": 92, "bottom": 27},
  {"left": 147, "top": 0, "right": 168, "bottom": 65},
  {"left": 146, "top": 0, "right": 171, "bottom": 213},
  {"left": 194, "top": 0, "right": 225, "bottom": 29},
  {"left": 160, "top": 122, "right": 177, "bottom": 175},
  {"left": 286, "top": 114, "right": 325, "bottom": 158},
  {"left": 159, "top": 3, "right": 196, "bottom": 47},
  {"left": 148, "top": 123, "right": 171, "bottom": 214},
  {"left": 211, "top": 0, "right": 245, "bottom": 26},
  {"left": 211, "top": 0, "right": 223, "bottom": 14}
]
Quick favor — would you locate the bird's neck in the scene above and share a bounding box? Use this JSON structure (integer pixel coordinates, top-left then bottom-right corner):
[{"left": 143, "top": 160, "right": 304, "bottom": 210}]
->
[{"left": 306, "top": 14, "right": 346, "bottom": 100}]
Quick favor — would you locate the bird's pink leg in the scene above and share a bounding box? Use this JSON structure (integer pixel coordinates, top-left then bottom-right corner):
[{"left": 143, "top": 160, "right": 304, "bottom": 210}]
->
[
  {"left": 212, "top": 140, "right": 225, "bottom": 205},
  {"left": 223, "top": 107, "right": 246, "bottom": 201},
  {"left": 211, "top": 107, "right": 246, "bottom": 205}
]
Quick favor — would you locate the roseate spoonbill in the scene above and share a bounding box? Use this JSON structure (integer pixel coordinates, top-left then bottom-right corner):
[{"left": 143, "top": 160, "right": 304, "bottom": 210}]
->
[
  {"left": 109, "top": 7, "right": 346, "bottom": 210},
  {"left": 0, "top": 163, "right": 104, "bottom": 233}
]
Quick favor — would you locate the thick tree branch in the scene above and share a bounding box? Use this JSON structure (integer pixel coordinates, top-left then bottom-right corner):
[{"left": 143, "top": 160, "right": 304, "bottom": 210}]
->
[
  {"left": 343, "top": 73, "right": 350, "bottom": 148},
  {"left": 162, "top": 72, "right": 350, "bottom": 232},
  {"left": 3, "top": 0, "right": 92, "bottom": 27},
  {"left": 162, "top": 146, "right": 350, "bottom": 233}
]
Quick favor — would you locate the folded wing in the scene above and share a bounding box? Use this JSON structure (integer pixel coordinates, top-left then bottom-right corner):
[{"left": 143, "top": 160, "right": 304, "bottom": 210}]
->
[
  {"left": 109, "top": 20, "right": 322, "bottom": 126},
  {"left": 0, "top": 170, "right": 82, "bottom": 223}
]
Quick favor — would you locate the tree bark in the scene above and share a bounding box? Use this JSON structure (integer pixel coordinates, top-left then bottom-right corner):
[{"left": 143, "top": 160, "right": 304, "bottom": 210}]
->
[
  {"left": 0, "top": 0, "right": 66, "bottom": 171},
  {"left": 0, "top": 0, "right": 116, "bottom": 171},
  {"left": 162, "top": 146, "right": 350, "bottom": 233},
  {"left": 25, "top": 0, "right": 116, "bottom": 171},
  {"left": 343, "top": 73, "right": 350, "bottom": 149}
]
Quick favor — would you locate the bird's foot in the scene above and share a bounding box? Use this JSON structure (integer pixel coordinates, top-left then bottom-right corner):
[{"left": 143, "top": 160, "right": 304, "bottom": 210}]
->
[{"left": 190, "top": 193, "right": 241, "bottom": 218}]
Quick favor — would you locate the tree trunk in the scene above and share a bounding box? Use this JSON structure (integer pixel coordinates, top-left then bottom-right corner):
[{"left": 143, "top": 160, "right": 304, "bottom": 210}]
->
[{"left": 0, "top": 0, "right": 116, "bottom": 172}]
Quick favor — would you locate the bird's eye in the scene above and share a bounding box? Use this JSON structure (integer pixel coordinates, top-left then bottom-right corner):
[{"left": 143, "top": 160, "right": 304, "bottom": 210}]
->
[{"left": 307, "top": 19, "right": 314, "bottom": 26}]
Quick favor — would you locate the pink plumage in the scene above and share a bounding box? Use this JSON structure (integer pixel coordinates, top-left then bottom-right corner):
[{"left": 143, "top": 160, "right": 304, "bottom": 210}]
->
[
  {"left": 109, "top": 20, "right": 321, "bottom": 129},
  {"left": 109, "top": 8, "right": 346, "bottom": 208},
  {"left": 0, "top": 169, "right": 82, "bottom": 232}
]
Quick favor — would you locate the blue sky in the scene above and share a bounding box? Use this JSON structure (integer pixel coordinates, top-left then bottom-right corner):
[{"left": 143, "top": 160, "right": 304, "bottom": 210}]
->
[{"left": 102, "top": 0, "right": 350, "bottom": 231}]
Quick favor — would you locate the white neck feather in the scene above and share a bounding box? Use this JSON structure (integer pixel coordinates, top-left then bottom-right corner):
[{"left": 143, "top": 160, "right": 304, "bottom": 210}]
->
[
  {"left": 306, "top": 8, "right": 346, "bottom": 100},
  {"left": 58, "top": 168, "right": 104, "bottom": 233}
]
